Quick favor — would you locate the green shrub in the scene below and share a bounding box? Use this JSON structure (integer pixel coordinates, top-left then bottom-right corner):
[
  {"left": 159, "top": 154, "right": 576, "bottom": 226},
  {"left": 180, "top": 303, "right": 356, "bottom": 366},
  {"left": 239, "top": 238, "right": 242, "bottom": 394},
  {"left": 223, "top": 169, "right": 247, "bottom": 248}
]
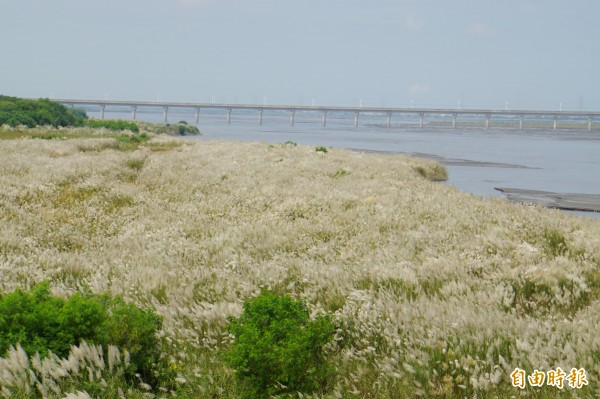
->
[
  {"left": 543, "top": 229, "right": 569, "bottom": 257},
  {"left": 0, "top": 282, "right": 165, "bottom": 388},
  {"left": 101, "top": 297, "right": 165, "bottom": 386},
  {"left": 85, "top": 119, "right": 139, "bottom": 133},
  {"left": 138, "top": 121, "right": 200, "bottom": 136},
  {"left": 0, "top": 96, "right": 86, "bottom": 127},
  {"left": 413, "top": 163, "right": 448, "bottom": 182},
  {"left": 224, "top": 291, "right": 335, "bottom": 398},
  {"left": 125, "top": 157, "right": 146, "bottom": 171},
  {"left": 114, "top": 133, "right": 150, "bottom": 151},
  {"left": 176, "top": 121, "right": 200, "bottom": 135},
  {"left": 333, "top": 169, "right": 350, "bottom": 178},
  {"left": 116, "top": 132, "right": 149, "bottom": 144},
  {"left": 315, "top": 146, "right": 328, "bottom": 153}
]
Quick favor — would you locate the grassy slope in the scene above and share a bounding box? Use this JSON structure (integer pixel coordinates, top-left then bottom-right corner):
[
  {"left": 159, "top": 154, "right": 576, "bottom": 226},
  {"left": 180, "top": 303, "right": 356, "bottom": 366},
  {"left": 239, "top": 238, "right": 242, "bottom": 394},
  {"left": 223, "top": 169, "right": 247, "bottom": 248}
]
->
[{"left": 1, "top": 129, "right": 599, "bottom": 398}]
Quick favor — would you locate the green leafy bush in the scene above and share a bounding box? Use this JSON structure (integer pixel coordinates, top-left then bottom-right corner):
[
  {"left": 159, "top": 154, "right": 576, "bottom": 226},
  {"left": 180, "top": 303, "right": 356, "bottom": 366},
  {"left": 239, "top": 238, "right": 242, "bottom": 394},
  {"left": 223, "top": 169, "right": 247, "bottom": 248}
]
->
[
  {"left": 85, "top": 119, "right": 139, "bottom": 132},
  {"left": 0, "top": 282, "right": 165, "bottom": 387},
  {"left": 112, "top": 133, "right": 151, "bottom": 151},
  {"left": 173, "top": 121, "right": 200, "bottom": 135},
  {"left": 101, "top": 297, "right": 165, "bottom": 387},
  {"left": 116, "top": 132, "right": 149, "bottom": 144},
  {"left": 315, "top": 146, "right": 328, "bottom": 153},
  {"left": 224, "top": 291, "right": 335, "bottom": 398},
  {"left": 413, "top": 163, "right": 448, "bottom": 182},
  {"left": 0, "top": 95, "right": 86, "bottom": 127},
  {"left": 137, "top": 121, "right": 200, "bottom": 136}
]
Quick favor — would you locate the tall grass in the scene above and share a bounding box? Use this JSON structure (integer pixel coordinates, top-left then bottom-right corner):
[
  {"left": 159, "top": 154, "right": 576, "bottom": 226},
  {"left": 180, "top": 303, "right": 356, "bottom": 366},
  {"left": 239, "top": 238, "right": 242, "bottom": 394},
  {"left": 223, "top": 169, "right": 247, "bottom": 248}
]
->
[{"left": 0, "top": 132, "right": 599, "bottom": 397}]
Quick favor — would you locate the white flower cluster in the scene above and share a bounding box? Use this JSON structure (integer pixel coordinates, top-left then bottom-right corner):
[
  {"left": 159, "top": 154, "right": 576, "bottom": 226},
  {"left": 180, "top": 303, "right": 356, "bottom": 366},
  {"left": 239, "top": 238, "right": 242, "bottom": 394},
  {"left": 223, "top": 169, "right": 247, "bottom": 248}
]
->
[
  {"left": 1, "top": 135, "right": 599, "bottom": 396},
  {"left": 0, "top": 342, "right": 129, "bottom": 399}
]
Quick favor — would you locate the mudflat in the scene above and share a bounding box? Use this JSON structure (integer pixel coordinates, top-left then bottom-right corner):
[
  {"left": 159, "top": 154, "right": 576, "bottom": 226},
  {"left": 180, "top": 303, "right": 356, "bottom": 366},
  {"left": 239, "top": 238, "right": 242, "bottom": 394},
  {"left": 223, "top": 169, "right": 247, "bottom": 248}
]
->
[{"left": 496, "top": 187, "right": 600, "bottom": 212}]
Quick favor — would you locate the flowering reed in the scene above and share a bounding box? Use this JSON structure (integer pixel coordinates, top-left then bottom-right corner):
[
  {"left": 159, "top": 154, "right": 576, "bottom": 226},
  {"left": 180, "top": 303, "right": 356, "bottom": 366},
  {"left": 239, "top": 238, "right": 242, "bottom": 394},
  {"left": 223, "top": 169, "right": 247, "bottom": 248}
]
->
[
  {"left": 1, "top": 130, "right": 599, "bottom": 397},
  {"left": 0, "top": 342, "right": 130, "bottom": 399}
]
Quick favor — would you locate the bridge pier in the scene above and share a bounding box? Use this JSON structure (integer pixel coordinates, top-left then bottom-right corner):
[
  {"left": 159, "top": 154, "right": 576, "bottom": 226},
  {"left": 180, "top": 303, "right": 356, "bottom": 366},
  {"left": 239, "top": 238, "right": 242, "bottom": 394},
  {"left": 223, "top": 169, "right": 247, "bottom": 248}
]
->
[
  {"left": 322, "top": 110, "right": 328, "bottom": 127},
  {"left": 452, "top": 113, "right": 457, "bottom": 129},
  {"left": 132, "top": 105, "right": 137, "bottom": 120},
  {"left": 258, "top": 109, "right": 263, "bottom": 125},
  {"left": 419, "top": 113, "right": 424, "bottom": 128},
  {"left": 553, "top": 114, "right": 558, "bottom": 130},
  {"left": 519, "top": 114, "right": 524, "bottom": 130},
  {"left": 589, "top": 116, "right": 593, "bottom": 131},
  {"left": 290, "top": 110, "right": 295, "bottom": 126},
  {"left": 227, "top": 108, "right": 232, "bottom": 125},
  {"left": 387, "top": 112, "right": 391, "bottom": 128},
  {"left": 195, "top": 107, "right": 200, "bottom": 124},
  {"left": 485, "top": 114, "right": 490, "bottom": 129},
  {"left": 163, "top": 106, "right": 169, "bottom": 123},
  {"left": 100, "top": 104, "right": 105, "bottom": 120},
  {"left": 354, "top": 111, "right": 359, "bottom": 128}
]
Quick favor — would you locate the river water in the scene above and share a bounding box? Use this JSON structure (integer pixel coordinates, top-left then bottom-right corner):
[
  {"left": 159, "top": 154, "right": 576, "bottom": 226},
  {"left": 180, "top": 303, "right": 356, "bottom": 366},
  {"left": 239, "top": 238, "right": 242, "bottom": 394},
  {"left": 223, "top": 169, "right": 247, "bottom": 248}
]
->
[{"left": 88, "top": 108, "right": 600, "bottom": 219}]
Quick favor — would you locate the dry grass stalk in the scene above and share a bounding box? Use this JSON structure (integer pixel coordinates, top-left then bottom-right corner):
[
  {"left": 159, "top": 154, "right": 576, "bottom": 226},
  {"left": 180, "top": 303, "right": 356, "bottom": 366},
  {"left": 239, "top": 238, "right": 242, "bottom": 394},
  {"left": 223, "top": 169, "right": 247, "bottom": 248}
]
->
[{"left": 1, "top": 133, "right": 599, "bottom": 397}]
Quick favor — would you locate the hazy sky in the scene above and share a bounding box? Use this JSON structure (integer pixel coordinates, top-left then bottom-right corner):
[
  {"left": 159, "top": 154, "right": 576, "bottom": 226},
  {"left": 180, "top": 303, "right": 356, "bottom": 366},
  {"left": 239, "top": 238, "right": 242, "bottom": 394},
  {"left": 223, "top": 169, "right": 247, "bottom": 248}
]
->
[{"left": 2, "top": 0, "right": 599, "bottom": 110}]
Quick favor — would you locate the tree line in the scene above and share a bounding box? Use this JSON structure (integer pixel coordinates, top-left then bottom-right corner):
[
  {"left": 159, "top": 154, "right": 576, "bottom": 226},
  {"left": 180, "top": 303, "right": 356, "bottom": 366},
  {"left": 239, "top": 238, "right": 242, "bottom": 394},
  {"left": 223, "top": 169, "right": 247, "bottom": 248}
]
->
[{"left": 0, "top": 95, "right": 87, "bottom": 127}]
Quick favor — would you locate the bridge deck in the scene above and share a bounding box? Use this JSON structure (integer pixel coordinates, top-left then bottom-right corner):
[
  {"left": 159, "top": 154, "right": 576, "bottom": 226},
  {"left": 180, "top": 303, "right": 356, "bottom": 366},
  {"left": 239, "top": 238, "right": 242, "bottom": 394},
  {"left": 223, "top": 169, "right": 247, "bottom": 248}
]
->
[
  {"left": 55, "top": 98, "right": 600, "bottom": 117},
  {"left": 54, "top": 98, "right": 600, "bottom": 130}
]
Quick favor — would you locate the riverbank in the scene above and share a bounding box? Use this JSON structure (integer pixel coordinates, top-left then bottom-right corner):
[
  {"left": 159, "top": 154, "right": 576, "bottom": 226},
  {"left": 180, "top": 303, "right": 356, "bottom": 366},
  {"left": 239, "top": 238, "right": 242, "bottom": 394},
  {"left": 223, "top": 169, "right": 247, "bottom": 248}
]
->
[{"left": 1, "top": 132, "right": 600, "bottom": 398}]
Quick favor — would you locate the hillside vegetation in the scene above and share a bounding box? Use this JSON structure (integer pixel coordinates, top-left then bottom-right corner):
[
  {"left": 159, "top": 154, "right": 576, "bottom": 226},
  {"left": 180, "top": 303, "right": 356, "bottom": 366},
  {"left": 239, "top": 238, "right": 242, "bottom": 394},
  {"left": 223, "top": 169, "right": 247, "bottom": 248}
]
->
[
  {"left": 0, "top": 96, "right": 86, "bottom": 127},
  {"left": 0, "top": 96, "right": 199, "bottom": 136},
  {"left": 0, "top": 129, "right": 599, "bottom": 398}
]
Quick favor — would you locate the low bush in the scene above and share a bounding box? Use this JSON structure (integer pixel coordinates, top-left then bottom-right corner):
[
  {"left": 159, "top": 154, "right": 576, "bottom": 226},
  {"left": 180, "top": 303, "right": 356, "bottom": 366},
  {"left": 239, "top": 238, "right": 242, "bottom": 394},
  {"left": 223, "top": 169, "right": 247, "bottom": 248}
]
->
[
  {"left": 177, "top": 122, "right": 199, "bottom": 135},
  {"left": 223, "top": 291, "right": 335, "bottom": 398},
  {"left": 85, "top": 119, "right": 139, "bottom": 133},
  {"left": 0, "top": 282, "right": 166, "bottom": 388},
  {"left": 413, "top": 163, "right": 448, "bottom": 181},
  {"left": 113, "top": 133, "right": 151, "bottom": 151},
  {"left": 315, "top": 146, "right": 328, "bottom": 153},
  {"left": 116, "top": 132, "right": 149, "bottom": 144},
  {"left": 138, "top": 121, "right": 200, "bottom": 136},
  {"left": 0, "top": 96, "right": 86, "bottom": 127}
]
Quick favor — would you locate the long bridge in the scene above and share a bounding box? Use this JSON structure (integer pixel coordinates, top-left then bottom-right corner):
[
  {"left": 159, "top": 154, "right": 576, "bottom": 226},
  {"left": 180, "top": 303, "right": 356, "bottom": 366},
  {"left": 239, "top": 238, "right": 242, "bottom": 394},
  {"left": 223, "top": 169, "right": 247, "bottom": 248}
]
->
[{"left": 56, "top": 99, "right": 600, "bottom": 131}]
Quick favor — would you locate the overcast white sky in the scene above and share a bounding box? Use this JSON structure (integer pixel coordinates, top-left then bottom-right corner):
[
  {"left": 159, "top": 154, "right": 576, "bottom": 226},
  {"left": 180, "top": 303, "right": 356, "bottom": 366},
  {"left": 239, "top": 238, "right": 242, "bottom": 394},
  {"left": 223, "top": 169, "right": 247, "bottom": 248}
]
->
[{"left": 1, "top": 0, "right": 599, "bottom": 110}]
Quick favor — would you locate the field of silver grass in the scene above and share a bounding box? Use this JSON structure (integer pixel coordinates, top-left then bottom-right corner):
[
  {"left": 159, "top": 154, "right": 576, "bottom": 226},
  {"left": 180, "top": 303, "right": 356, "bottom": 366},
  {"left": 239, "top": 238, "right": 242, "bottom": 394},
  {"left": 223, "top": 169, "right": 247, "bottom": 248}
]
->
[{"left": 1, "top": 129, "right": 599, "bottom": 398}]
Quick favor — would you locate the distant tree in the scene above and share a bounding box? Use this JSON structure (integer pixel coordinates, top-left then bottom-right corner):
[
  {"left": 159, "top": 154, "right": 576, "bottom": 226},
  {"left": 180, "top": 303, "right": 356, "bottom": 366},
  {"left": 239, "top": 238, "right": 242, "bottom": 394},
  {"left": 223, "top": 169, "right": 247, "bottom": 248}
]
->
[{"left": 0, "top": 95, "right": 87, "bottom": 127}]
